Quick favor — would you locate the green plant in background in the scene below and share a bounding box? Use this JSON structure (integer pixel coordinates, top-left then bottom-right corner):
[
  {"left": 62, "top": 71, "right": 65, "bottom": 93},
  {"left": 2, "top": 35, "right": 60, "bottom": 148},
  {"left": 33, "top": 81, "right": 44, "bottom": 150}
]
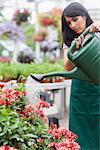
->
[
  {"left": 1, "top": 63, "right": 18, "bottom": 81},
  {"left": 0, "top": 61, "right": 64, "bottom": 81},
  {"left": 24, "top": 23, "right": 35, "bottom": 49}
]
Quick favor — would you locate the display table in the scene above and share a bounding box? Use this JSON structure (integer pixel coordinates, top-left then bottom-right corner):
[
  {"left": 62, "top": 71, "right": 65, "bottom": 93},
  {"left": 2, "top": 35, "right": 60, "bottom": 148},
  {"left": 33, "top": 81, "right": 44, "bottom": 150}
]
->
[
  {"left": 40, "top": 80, "right": 72, "bottom": 118},
  {"left": 40, "top": 82, "right": 67, "bottom": 117},
  {"left": 42, "top": 104, "right": 58, "bottom": 117}
]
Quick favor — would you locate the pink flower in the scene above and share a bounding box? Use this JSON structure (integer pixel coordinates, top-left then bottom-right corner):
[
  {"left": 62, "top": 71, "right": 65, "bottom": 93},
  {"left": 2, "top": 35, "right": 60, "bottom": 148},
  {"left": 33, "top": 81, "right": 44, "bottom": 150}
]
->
[
  {"left": 36, "top": 109, "right": 44, "bottom": 117},
  {"left": 48, "top": 140, "right": 80, "bottom": 150},
  {"left": 36, "top": 100, "right": 50, "bottom": 109},
  {"left": 37, "top": 138, "right": 44, "bottom": 143}
]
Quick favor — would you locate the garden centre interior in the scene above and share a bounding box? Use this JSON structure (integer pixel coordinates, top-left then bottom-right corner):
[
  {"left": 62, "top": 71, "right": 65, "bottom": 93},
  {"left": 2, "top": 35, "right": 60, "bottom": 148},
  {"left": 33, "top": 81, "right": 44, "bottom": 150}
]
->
[{"left": 0, "top": 0, "right": 100, "bottom": 149}]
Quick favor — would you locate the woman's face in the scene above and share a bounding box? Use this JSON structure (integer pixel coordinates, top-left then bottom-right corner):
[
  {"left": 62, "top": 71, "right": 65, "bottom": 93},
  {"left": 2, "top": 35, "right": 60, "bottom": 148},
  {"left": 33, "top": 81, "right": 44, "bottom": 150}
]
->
[{"left": 65, "top": 16, "right": 86, "bottom": 34}]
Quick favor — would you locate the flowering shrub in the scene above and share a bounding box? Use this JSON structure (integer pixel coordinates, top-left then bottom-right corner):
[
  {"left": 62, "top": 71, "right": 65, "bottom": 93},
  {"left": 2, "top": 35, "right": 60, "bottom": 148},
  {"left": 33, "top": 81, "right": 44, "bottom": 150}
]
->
[
  {"left": 48, "top": 127, "right": 80, "bottom": 150},
  {"left": 0, "top": 87, "right": 27, "bottom": 111},
  {"left": 0, "top": 84, "right": 80, "bottom": 150}
]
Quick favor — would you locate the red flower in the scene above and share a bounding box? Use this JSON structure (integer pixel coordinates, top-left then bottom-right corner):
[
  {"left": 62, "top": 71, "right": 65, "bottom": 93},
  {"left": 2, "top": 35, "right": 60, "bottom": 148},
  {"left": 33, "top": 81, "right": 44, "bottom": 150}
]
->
[
  {"left": 0, "top": 146, "right": 17, "bottom": 150},
  {"left": 0, "top": 83, "right": 4, "bottom": 88},
  {"left": 6, "top": 100, "right": 12, "bottom": 105},
  {"left": 41, "top": 17, "right": 53, "bottom": 26},
  {"left": 37, "top": 109, "right": 44, "bottom": 117},
  {"left": 0, "top": 99, "right": 6, "bottom": 105}
]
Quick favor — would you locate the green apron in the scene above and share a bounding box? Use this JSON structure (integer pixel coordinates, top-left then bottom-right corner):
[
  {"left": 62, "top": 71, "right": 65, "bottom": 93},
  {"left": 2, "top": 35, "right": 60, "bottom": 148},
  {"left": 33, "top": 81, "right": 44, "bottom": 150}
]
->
[{"left": 69, "top": 79, "right": 100, "bottom": 150}]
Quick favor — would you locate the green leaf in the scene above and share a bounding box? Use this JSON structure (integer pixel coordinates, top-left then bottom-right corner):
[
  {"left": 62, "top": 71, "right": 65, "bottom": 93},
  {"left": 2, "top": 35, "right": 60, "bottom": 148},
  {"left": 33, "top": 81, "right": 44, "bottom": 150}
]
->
[
  {"left": 9, "top": 118, "right": 19, "bottom": 130},
  {"left": 10, "top": 134, "right": 19, "bottom": 139},
  {"left": 0, "top": 130, "right": 7, "bottom": 136}
]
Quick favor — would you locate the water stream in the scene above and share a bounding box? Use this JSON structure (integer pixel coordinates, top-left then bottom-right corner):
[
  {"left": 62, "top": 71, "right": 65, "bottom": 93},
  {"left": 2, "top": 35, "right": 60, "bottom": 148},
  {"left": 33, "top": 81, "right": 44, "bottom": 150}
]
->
[{"left": 25, "top": 75, "right": 45, "bottom": 104}]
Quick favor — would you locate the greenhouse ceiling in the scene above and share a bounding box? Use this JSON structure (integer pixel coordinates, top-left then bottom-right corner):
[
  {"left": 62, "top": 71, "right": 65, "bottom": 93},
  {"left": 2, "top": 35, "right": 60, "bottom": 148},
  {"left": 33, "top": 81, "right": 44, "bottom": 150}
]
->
[
  {"left": 0, "top": 0, "right": 69, "bottom": 22},
  {"left": 0, "top": 0, "right": 100, "bottom": 21}
]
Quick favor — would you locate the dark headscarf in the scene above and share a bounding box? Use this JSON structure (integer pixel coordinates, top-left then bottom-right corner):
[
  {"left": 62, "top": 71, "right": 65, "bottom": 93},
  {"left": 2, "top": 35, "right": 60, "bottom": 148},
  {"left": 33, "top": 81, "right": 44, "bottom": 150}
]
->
[{"left": 62, "top": 2, "right": 93, "bottom": 46}]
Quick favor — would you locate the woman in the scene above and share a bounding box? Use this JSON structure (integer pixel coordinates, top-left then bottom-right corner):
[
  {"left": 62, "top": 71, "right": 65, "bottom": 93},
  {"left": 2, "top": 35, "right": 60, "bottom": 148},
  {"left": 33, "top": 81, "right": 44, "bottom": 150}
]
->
[{"left": 62, "top": 2, "right": 100, "bottom": 150}]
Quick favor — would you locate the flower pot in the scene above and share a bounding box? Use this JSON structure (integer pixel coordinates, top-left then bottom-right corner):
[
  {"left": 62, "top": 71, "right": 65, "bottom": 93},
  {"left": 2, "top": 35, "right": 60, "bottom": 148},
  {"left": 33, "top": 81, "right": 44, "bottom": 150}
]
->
[{"left": 20, "top": 15, "right": 28, "bottom": 22}]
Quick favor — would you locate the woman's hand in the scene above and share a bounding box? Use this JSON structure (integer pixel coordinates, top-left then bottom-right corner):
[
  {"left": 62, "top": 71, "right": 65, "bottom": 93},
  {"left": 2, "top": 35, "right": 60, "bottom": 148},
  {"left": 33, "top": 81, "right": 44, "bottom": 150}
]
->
[
  {"left": 90, "top": 21, "right": 100, "bottom": 33},
  {"left": 76, "top": 35, "right": 84, "bottom": 49},
  {"left": 71, "top": 35, "right": 84, "bottom": 50}
]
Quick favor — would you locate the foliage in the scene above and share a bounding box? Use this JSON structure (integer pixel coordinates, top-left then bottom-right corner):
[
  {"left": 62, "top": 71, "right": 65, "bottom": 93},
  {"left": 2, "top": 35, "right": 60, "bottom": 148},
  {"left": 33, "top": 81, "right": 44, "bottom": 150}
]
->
[
  {"left": 0, "top": 63, "right": 18, "bottom": 81},
  {"left": 24, "top": 23, "right": 35, "bottom": 48},
  {"left": 0, "top": 61, "right": 64, "bottom": 81},
  {"left": 0, "top": 106, "right": 35, "bottom": 149}
]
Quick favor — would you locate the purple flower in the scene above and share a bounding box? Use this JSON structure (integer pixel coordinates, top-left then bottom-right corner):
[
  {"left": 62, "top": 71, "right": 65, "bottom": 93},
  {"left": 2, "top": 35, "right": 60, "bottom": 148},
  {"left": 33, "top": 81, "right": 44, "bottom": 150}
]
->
[{"left": 0, "top": 21, "right": 25, "bottom": 41}]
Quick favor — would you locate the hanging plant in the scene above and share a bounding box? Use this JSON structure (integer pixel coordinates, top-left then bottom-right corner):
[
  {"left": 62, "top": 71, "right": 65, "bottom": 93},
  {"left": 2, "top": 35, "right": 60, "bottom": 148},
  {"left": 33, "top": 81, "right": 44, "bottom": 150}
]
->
[
  {"left": 12, "top": 9, "right": 31, "bottom": 25},
  {"left": 38, "top": 14, "right": 53, "bottom": 26},
  {"left": 34, "top": 28, "right": 47, "bottom": 42},
  {"left": 41, "top": 17, "right": 53, "bottom": 26}
]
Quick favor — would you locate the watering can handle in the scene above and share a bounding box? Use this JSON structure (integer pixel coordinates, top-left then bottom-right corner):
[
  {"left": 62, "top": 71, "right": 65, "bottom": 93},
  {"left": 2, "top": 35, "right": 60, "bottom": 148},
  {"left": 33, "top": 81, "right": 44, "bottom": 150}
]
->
[{"left": 68, "top": 26, "right": 91, "bottom": 60}]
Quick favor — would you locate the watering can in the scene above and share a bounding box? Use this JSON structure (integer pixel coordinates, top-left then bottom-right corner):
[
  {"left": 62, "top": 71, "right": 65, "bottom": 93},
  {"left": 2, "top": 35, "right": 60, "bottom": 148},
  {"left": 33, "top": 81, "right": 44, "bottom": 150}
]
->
[{"left": 31, "top": 26, "right": 100, "bottom": 84}]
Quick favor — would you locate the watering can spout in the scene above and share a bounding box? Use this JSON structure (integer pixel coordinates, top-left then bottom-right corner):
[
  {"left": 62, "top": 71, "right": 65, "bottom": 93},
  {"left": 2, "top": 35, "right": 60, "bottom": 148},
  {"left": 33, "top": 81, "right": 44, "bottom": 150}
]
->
[{"left": 31, "top": 67, "right": 91, "bottom": 83}]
